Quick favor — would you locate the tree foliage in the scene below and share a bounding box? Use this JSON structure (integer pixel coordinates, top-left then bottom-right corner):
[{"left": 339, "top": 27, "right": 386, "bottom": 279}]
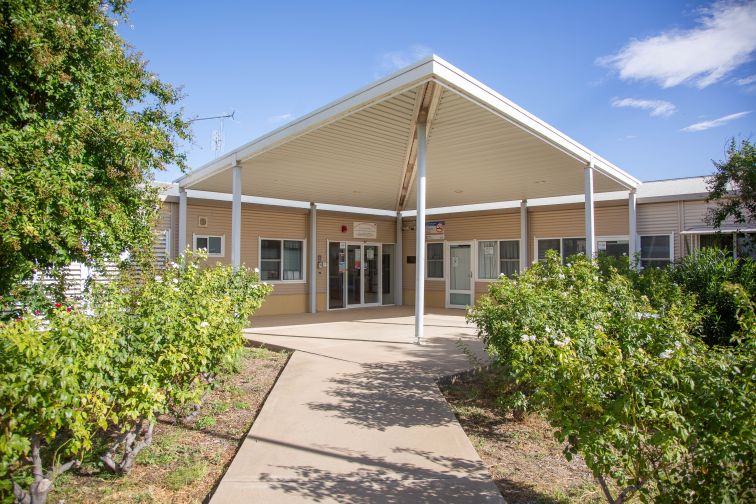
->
[
  {"left": 469, "top": 252, "right": 756, "bottom": 503},
  {"left": 0, "top": 0, "right": 190, "bottom": 294},
  {"left": 706, "top": 138, "right": 756, "bottom": 229}
]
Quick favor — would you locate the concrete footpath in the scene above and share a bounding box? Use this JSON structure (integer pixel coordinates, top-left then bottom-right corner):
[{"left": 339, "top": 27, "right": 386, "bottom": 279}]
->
[{"left": 210, "top": 307, "right": 504, "bottom": 503}]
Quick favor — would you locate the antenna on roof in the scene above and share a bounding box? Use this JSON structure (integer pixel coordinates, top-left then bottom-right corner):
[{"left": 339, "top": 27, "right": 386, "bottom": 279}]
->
[{"left": 187, "top": 111, "right": 236, "bottom": 159}]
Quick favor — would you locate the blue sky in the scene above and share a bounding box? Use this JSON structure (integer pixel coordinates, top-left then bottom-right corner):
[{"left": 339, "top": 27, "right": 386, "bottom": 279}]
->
[{"left": 119, "top": 0, "right": 756, "bottom": 183}]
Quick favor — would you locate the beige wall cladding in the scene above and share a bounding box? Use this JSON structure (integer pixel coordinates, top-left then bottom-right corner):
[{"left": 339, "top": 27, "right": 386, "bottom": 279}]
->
[
  {"left": 315, "top": 211, "right": 397, "bottom": 295},
  {"left": 401, "top": 210, "right": 521, "bottom": 300},
  {"left": 637, "top": 201, "right": 682, "bottom": 259}
]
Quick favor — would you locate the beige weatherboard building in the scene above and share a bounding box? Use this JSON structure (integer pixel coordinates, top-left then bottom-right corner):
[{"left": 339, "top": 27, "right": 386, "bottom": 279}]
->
[{"left": 162, "top": 56, "right": 753, "bottom": 339}]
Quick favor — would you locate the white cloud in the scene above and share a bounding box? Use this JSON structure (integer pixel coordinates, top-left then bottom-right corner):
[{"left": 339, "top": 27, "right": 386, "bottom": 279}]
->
[
  {"left": 736, "top": 74, "right": 756, "bottom": 85},
  {"left": 681, "top": 111, "right": 751, "bottom": 131},
  {"left": 375, "top": 45, "right": 433, "bottom": 77},
  {"left": 598, "top": 1, "right": 756, "bottom": 88},
  {"left": 268, "top": 113, "right": 293, "bottom": 123},
  {"left": 611, "top": 98, "right": 677, "bottom": 117}
]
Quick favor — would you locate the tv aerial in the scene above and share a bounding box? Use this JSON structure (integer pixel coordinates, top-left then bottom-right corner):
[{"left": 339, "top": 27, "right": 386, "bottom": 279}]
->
[{"left": 188, "top": 111, "right": 235, "bottom": 159}]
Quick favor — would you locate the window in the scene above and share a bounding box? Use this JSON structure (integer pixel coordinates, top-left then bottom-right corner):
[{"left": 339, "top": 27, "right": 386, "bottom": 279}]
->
[
  {"left": 700, "top": 233, "right": 733, "bottom": 254},
  {"left": 194, "top": 235, "right": 224, "bottom": 256},
  {"left": 260, "top": 239, "right": 304, "bottom": 281},
  {"left": 597, "top": 239, "right": 630, "bottom": 259},
  {"left": 736, "top": 232, "right": 756, "bottom": 260},
  {"left": 562, "top": 238, "right": 586, "bottom": 259},
  {"left": 478, "top": 240, "right": 520, "bottom": 279},
  {"left": 640, "top": 235, "right": 672, "bottom": 268},
  {"left": 537, "top": 238, "right": 561, "bottom": 261},
  {"left": 427, "top": 243, "right": 444, "bottom": 279}
]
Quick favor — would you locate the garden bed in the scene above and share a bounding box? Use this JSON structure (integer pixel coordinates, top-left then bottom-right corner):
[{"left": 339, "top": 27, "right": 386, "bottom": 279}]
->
[
  {"left": 440, "top": 368, "right": 603, "bottom": 504},
  {"left": 49, "top": 346, "right": 289, "bottom": 504}
]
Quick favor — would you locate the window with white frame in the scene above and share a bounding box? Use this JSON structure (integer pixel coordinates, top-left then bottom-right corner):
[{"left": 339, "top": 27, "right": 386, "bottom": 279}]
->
[
  {"left": 597, "top": 238, "right": 630, "bottom": 258},
  {"left": 194, "top": 234, "right": 224, "bottom": 256},
  {"left": 478, "top": 240, "right": 520, "bottom": 279},
  {"left": 427, "top": 243, "right": 444, "bottom": 279},
  {"left": 537, "top": 238, "right": 561, "bottom": 261},
  {"left": 640, "top": 235, "right": 672, "bottom": 268},
  {"left": 260, "top": 239, "right": 304, "bottom": 281}
]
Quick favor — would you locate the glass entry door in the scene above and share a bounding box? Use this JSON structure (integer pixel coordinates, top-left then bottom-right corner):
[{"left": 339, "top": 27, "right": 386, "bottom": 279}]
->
[
  {"left": 347, "top": 244, "right": 363, "bottom": 306},
  {"left": 330, "top": 242, "right": 383, "bottom": 309},
  {"left": 363, "top": 245, "right": 380, "bottom": 305},
  {"left": 447, "top": 242, "right": 473, "bottom": 308}
]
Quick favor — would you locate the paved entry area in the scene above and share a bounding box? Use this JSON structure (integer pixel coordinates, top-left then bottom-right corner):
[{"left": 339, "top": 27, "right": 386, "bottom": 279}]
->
[{"left": 211, "top": 307, "right": 504, "bottom": 503}]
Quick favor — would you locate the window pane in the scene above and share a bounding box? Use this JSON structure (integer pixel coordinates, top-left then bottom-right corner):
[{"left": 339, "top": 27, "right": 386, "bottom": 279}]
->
[
  {"left": 736, "top": 233, "right": 756, "bottom": 260},
  {"left": 562, "top": 238, "right": 586, "bottom": 259},
  {"left": 478, "top": 241, "right": 498, "bottom": 279},
  {"left": 261, "top": 240, "right": 281, "bottom": 260},
  {"left": 427, "top": 243, "right": 443, "bottom": 279},
  {"left": 208, "top": 236, "right": 222, "bottom": 254},
  {"left": 537, "top": 239, "right": 561, "bottom": 261},
  {"left": 640, "top": 259, "right": 669, "bottom": 269},
  {"left": 700, "top": 233, "right": 732, "bottom": 254},
  {"left": 499, "top": 241, "right": 519, "bottom": 260},
  {"left": 196, "top": 236, "right": 208, "bottom": 250},
  {"left": 599, "top": 240, "right": 629, "bottom": 259},
  {"left": 283, "top": 240, "right": 303, "bottom": 280},
  {"left": 427, "top": 243, "right": 443, "bottom": 260},
  {"left": 428, "top": 260, "right": 444, "bottom": 279},
  {"left": 500, "top": 260, "right": 519, "bottom": 277},
  {"left": 640, "top": 235, "right": 670, "bottom": 259},
  {"left": 261, "top": 260, "right": 280, "bottom": 280}
]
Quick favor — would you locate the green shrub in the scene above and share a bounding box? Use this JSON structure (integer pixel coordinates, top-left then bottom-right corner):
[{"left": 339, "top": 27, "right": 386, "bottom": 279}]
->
[
  {"left": 0, "top": 252, "right": 271, "bottom": 502},
  {"left": 469, "top": 251, "right": 755, "bottom": 503},
  {"left": 667, "top": 248, "right": 756, "bottom": 346},
  {"left": 0, "top": 308, "right": 116, "bottom": 504}
]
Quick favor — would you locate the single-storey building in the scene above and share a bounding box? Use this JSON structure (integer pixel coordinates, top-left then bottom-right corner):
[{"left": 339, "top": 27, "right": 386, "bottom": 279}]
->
[{"left": 150, "top": 56, "right": 752, "bottom": 338}]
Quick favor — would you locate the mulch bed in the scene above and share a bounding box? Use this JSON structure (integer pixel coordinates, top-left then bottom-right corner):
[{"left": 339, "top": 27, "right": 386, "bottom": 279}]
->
[{"left": 50, "top": 346, "right": 289, "bottom": 504}]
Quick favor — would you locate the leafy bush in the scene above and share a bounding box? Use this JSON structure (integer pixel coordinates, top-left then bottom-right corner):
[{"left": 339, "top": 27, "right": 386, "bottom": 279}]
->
[
  {"left": 0, "top": 253, "right": 271, "bottom": 503},
  {"left": 597, "top": 248, "right": 756, "bottom": 346},
  {"left": 469, "top": 251, "right": 755, "bottom": 503},
  {"left": 0, "top": 308, "right": 116, "bottom": 504}
]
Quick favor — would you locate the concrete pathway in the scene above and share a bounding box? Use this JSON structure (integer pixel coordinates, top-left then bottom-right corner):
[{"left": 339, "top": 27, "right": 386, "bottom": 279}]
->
[{"left": 210, "top": 307, "right": 504, "bottom": 503}]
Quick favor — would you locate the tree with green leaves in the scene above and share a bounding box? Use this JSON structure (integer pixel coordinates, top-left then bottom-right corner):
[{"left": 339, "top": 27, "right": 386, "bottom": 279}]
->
[
  {"left": 0, "top": 0, "right": 190, "bottom": 295},
  {"left": 706, "top": 138, "right": 756, "bottom": 229}
]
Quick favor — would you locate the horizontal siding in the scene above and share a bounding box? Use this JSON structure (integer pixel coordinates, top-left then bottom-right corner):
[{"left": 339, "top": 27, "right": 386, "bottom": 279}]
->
[{"left": 638, "top": 201, "right": 681, "bottom": 259}]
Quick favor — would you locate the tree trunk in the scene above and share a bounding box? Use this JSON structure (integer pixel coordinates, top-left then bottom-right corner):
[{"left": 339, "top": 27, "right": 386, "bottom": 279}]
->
[
  {"left": 101, "top": 419, "right": 154, "bottom": 475},
  {"left": 12, "top": 436, "right": 79, "bottom": 504}
]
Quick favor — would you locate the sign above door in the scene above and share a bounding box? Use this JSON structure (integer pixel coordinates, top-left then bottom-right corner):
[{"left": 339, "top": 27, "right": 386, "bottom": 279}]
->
[{"left": 353, "top": 222, "right": 377, "bottom": 239}]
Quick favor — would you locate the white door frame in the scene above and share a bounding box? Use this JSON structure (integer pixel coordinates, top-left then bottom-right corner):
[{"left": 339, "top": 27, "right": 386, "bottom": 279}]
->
[
  {"left": 445, "top": 241, "right": 475, "bottom": 309},
  {"left": 339, "top": 242, "right": 381, "bottom": 308}
]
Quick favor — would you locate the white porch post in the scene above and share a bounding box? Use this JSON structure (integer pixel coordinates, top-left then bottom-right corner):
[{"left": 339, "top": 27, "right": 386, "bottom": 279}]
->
[
  {"left": 520, "top": 200, "right": 528, "bottom": 272},
  {"left": 396, "top": 213, "right": 403, "bottom": 306},
  {"left": 178, "top": 187, "right": 187, "bottom": 256},
  {"left": 414, "top": 123, "right": 427, "bottom": 345},
  {"left": 628, "top": 189, "right": 637, "bottom": 270},
  {"left": 584, "top": 161, "right": 595, "bottom": 259},
  {"left": 231, "top": 163, "right": 242, "bottom": 270},
  {"left": 309, "top": 202, "right": 317, "bottom": 313}
]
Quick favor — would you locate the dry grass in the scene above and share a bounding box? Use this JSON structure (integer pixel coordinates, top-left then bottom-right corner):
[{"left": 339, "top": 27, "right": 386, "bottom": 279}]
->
[
  {"left": 440, "top": 368, "right": 604, "bottom": 504},
  {"left": 50, "top": 346, "right": 289, "bottom": 504}
]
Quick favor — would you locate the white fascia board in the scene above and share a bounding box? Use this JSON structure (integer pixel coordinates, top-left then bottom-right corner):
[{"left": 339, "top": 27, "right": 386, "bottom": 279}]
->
[
  {"left": 428, "top": 57, "right": 640, "bottom": 190},
  {"left": 176, "top": 57, "right": 438, "bottom": 189}
]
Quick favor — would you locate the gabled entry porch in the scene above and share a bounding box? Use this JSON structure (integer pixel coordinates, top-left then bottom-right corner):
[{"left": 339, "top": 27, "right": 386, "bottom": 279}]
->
[{"left": 176, "top": 55, "right": 640, "bottom": 344}]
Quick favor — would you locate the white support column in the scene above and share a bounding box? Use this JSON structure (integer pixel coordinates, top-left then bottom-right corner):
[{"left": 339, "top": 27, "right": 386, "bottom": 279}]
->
[
  {"left": 414, "top": 123, "right": 427, "bottom": 345},
  {"left": 584, "top": 161, "right": 595, "bottom": 259},
  {"left": 395, "top": 213, "right": 403, "bottom": 306},
  {"left": 309, "top": 202, "right": 317, "bottom": 314},
  {"left": 231, "top": 163, "right": 242, "bottom": 270},
  {"left": 178, "top": 187, "right": 187, "bottom": 256},
  {"left": 520, "top": 200, "right": 528, "bottom": 272},
  {"left": 628, "top": 189, "right": 637, "bottom": 270}
]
